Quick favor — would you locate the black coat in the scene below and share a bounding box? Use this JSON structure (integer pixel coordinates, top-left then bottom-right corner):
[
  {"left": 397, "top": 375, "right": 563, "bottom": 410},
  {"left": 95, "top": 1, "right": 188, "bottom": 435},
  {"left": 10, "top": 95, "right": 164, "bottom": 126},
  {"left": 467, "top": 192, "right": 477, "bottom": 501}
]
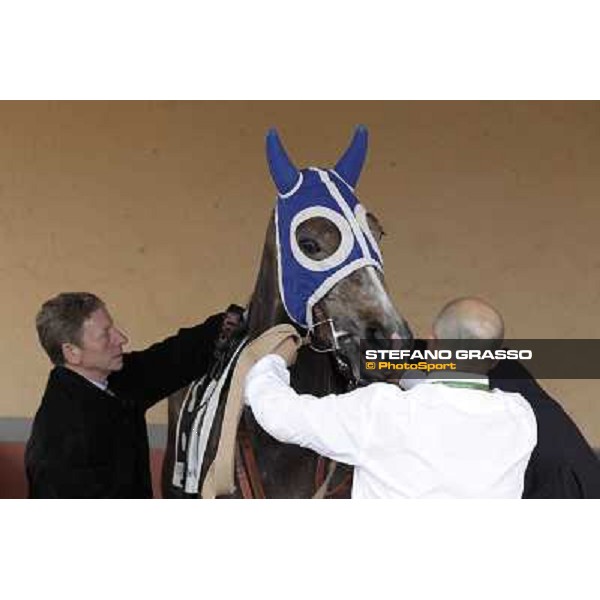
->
[
  {"left": 25, "top": 313, "right": 223, "bottom": 498},
  {"left": 489, "top": 359, "right": 600, "bottom": 498}
]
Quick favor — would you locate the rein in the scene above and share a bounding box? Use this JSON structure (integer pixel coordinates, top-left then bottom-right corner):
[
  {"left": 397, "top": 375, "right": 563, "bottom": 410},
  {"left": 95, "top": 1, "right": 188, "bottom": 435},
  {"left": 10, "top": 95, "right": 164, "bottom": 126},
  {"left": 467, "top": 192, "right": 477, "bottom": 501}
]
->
[{"left": 235, "top": 427, "right": 352, "bottom": 499}]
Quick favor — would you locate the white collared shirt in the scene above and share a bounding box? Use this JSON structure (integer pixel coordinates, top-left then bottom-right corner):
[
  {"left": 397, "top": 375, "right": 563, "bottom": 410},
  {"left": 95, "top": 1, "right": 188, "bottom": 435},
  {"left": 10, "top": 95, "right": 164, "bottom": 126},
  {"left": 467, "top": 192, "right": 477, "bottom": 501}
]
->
[
  {"left": 82, "top": 375, "right": 112, "bottom": 394},
  {"left": 244, "top": 355, "right": 537, "bottom": 499}
]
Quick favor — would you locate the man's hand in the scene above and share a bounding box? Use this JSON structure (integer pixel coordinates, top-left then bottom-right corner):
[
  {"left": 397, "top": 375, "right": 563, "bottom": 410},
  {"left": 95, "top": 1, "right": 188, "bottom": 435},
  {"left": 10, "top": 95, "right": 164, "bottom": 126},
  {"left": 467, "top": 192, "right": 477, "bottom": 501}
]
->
[{"left": 273, "top": 336, "right": 300, "bottom": 367}]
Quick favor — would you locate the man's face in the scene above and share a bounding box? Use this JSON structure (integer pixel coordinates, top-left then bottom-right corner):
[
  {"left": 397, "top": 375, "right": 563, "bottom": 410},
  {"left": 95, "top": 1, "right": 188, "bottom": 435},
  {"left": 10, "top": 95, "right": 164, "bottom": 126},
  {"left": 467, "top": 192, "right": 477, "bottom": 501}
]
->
[{"left": 64, "top": 307, "right": 128, "bottom": 381}]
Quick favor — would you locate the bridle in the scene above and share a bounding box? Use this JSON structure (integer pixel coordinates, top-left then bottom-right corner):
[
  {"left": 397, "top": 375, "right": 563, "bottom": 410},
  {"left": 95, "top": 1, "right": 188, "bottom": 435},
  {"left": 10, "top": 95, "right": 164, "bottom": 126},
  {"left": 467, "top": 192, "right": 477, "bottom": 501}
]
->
[{"left": 306, "top": 307, "right": 359, "bottom": 392}]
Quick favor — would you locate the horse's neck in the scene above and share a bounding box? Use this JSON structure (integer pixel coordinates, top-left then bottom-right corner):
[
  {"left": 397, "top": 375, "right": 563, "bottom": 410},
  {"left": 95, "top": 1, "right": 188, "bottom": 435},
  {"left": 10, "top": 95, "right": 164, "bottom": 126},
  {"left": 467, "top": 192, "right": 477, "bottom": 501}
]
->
[{"left": 246, "top": 215, "right": 288, "bottom": 337}]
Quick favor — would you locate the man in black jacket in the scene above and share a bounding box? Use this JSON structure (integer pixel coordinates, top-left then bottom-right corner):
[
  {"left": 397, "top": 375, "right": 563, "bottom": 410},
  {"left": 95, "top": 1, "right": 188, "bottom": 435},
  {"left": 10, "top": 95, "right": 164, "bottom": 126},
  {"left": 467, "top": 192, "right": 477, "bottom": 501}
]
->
[
  {"left": 25, "top": 292, "right": 225, "bottom": 498},
  {"left": 489, "top": 359, "right": 600, "bottom": 498}
]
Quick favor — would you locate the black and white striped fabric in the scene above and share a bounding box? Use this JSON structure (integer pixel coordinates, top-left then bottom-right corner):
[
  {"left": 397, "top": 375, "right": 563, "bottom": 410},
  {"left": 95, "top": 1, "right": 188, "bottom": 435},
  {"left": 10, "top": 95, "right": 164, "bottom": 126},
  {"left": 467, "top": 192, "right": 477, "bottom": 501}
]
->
[{"left": 172, "top": 337, "right": 249, "bottom": 496}]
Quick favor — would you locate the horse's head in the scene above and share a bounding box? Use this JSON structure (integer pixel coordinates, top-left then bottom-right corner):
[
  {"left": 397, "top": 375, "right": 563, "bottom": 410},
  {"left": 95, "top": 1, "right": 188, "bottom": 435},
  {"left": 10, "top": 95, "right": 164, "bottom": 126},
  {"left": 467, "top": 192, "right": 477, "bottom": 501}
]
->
[{"left": 249, "top": 126, "right": 412, "bottom": 385}]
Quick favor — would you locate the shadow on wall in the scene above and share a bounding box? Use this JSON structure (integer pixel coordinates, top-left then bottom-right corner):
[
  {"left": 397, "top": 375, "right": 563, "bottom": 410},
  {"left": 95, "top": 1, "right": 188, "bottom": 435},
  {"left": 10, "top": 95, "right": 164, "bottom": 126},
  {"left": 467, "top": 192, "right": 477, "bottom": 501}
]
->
[{"left": 0, "top": 444, "right": 166, "bottom": 499}]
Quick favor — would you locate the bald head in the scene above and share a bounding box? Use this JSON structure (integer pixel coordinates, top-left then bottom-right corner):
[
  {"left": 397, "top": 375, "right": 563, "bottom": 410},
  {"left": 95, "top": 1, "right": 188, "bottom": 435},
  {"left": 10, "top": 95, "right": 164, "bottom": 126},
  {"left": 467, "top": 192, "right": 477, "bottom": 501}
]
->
[
  {"left": 431, "top": 298, "right": 504, "bottom": 373},
  {"left": 433, "top": 297, "right": 504, "bottom": 342}
]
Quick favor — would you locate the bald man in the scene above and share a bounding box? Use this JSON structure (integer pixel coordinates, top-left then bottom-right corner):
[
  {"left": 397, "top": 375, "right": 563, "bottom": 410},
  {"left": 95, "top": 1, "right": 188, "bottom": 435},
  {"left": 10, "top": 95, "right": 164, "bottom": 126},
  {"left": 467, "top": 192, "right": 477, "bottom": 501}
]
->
[
  {"left": 243, "top": 297, "right": 537, "bottom": 499},
  {"left": 397, "top": 297, "right": 506, "bottom": 389},
  {"left": 411, "top": 298, "right": 600, "bottom": 498}
]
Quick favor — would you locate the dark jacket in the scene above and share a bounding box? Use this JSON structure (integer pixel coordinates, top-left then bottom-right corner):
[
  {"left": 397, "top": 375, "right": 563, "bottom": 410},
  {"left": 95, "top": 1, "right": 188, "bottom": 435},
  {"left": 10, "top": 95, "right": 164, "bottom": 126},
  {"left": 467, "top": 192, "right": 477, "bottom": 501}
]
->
[
  {"left": 25, "top": 313, "right": 223, "bottom": 498},
  {"left": 490, "top": 359, "right": 600, "bottom": 498}
]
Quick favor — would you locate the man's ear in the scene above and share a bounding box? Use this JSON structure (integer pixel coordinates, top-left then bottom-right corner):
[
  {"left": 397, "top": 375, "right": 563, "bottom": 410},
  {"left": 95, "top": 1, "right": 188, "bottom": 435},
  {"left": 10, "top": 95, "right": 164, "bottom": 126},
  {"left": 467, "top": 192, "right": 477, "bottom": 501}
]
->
[{"left": 62, "top": 342, "right": 82, "bottom": 366}]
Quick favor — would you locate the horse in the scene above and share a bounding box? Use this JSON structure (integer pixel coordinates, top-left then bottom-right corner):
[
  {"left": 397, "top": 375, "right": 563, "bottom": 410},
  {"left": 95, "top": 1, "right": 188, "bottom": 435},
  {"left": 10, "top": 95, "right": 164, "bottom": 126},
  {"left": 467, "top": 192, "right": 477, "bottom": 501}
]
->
[{"left": 162, "top": 126, "right": 413, "bottom": 498}]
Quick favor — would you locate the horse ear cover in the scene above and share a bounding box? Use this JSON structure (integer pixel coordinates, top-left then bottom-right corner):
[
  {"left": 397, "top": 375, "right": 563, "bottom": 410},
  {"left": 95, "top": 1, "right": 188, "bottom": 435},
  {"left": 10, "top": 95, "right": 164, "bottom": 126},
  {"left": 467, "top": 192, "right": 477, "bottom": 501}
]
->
[
  {"left": 269, "top": 125, "right": 381, "bottom": 329},
  {"left": 334, "top": 125, "right": 368, "bottom": 188},
  {"left": 266, "top": 129, "right": 300, "bottom": 195}
]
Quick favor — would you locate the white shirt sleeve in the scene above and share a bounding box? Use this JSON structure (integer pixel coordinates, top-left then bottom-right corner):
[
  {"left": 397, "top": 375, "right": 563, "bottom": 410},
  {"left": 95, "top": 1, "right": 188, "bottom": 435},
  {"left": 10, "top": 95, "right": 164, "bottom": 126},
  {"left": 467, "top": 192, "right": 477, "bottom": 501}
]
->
[{"left": 244, "top": 354, "right": 374, "bottom": 466}]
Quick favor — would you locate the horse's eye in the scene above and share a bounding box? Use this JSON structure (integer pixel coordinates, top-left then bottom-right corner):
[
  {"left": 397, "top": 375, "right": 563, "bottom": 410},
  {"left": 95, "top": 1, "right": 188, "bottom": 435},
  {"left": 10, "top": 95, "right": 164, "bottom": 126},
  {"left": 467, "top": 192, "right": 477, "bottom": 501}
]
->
[{"left": 298, "top": 238, "right": 321, "bottom": 256}]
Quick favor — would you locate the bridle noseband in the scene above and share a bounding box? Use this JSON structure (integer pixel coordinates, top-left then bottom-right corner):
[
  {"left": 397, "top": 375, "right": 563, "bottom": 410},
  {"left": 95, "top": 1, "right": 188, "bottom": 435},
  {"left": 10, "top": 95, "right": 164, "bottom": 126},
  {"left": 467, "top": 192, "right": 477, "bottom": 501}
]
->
[{"left": 306, "top": 312, "right": 359, "bottom": 392}]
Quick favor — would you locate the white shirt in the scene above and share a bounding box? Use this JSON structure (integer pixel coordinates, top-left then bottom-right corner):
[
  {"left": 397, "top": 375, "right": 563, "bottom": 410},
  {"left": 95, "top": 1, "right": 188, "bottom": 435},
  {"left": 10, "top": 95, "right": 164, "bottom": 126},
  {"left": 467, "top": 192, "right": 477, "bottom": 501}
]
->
[
  {"left": 244, "top": 354, "right": 537, "bottom": 499},
  {"left": 80, "top": 373, "right": 114, "bottom": 395}
]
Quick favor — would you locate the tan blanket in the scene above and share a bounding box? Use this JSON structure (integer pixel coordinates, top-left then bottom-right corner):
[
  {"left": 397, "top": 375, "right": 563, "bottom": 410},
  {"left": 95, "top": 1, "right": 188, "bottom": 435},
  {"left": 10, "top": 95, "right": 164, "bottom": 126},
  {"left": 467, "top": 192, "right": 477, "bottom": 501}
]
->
[{"left": 201, "top": 324, "right": 302, "bottom": 498}]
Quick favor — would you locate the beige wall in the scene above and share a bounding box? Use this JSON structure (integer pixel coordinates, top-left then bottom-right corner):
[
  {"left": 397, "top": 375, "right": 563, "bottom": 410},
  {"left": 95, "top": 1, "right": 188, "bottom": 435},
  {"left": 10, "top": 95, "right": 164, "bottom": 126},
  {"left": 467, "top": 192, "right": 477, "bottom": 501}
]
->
[{"left": 1, "top": 101, "right": 599, "bottom": 442}]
